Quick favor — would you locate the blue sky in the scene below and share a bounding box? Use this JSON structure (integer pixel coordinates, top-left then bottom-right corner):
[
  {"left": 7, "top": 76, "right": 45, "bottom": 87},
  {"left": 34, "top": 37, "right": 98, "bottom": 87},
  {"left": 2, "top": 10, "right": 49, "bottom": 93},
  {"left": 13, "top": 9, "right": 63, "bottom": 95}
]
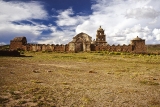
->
[{"left": 0, "top": 0, "right": 160, "bottom": 45}]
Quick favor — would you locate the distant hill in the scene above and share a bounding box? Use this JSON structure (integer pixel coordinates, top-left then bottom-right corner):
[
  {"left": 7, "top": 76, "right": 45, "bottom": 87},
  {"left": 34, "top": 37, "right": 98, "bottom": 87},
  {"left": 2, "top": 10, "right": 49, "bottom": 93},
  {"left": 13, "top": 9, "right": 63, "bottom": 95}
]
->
[
  {"left": 147, "top": 44, "right": 160, "bottom": 53},
  {"left": 0, "top": 45, "right": 10, "bottom": 50}
]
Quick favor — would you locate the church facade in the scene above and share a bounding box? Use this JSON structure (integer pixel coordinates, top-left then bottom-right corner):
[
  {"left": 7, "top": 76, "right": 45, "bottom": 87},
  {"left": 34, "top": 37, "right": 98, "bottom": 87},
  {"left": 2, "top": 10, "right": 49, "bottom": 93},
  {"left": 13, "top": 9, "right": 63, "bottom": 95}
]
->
[{"left": 10, "top": 26, "right": 146, "bottom": 53}]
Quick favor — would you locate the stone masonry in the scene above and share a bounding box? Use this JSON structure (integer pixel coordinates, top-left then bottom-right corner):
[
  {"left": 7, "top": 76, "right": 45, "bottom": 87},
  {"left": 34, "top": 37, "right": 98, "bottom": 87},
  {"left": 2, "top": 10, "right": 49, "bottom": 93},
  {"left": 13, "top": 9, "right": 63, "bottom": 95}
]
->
[{"left": 10, "top": 26, "right": 146, "bottom": 53}]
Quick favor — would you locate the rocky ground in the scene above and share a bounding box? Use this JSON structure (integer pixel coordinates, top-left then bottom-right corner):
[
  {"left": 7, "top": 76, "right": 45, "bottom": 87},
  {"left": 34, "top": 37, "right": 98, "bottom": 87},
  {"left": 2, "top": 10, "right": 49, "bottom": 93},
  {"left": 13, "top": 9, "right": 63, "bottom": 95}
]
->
[{"left": 0, "top": 52, "right": 160, "bottom": 107}]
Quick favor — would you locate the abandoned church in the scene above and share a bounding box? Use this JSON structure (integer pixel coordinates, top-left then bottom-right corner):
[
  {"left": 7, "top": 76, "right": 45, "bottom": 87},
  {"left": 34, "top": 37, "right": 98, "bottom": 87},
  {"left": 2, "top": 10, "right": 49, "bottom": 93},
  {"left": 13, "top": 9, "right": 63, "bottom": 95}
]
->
[{"left": 10, "top": 26, "right": 146, "bottom": 53}]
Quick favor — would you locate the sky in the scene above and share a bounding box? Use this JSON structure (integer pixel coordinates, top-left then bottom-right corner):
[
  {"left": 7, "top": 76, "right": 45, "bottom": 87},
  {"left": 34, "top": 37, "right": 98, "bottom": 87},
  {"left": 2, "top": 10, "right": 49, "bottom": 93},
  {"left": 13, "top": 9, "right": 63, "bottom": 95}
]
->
[{"left": 0, "top": 0, "right": 160, "bottom": 45}]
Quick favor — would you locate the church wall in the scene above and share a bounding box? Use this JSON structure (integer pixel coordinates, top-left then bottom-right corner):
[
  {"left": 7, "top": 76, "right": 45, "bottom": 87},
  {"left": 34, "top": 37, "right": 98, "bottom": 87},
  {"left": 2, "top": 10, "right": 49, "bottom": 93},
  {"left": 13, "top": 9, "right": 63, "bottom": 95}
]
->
[
  {"left": 65, "top": 44, "right": 69, "bottom": 52},
  {"left": 25, "top": 44, "right": 69, "bottom": 52},
  {"left": 11, "top": 42, "right": 146, "bottom": 53},
  {"left": 86, "top": 43, "right": 91, "bottom": 52},
  {"left": 91, "top": 44, "right": 133, "bottom": 52},
  {"left": 68, "top": 42, "right": 75, "bottom": 52},
  {"left": 10, "top": 41, "right": 25, "bottom": 50},
  {"left": 10, "top": 26, "right": 146, "bottom": 53},
  {"left": 131, "top": 40, "right": 146, "bottom": 53}
]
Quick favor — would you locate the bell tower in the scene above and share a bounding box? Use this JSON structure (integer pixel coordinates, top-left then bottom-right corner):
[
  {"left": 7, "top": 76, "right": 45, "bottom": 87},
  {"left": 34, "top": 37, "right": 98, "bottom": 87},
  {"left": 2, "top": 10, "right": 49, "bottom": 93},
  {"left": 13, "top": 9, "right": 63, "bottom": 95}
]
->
[{"left": 96, "top": 26, "right": 107, "bottom": 45}]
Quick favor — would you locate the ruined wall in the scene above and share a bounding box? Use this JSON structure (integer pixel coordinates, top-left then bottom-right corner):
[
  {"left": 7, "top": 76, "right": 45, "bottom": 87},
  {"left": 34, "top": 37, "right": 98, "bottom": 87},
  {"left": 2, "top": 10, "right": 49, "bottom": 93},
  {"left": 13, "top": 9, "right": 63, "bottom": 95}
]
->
[
  {"left": 10, "top": 37, "right": 27, "bottom": 51},
  {"left": 10, "top": 41, "right": 26, "bottom": 50},
  {"left": 68, "top": 33, "right": 92, "bottom": 52},
  {"left": 23, "top": 43, "right": 145, "bottom": 53},
  {"left": 10, "top": 36, "right": 146, "bottom": 53},
  {"left": 91, "top": 44, "right": 133, "bottom": 52},
  {"left": 11, "top": 41, "right": 145, "bottom": 53},
  {"left": 26, "top": 44, "right": 69, "bottom": 52},
  {"left": 131, "top": 40, "right": 146, "bottom": 53}
]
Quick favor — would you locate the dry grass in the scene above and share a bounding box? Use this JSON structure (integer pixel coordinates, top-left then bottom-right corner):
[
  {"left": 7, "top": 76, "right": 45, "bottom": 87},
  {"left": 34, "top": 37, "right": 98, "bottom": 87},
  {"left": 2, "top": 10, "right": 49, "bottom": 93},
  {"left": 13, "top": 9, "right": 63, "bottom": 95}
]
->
[{"left": 0, "top": 52, "right": 160, "bottom": 107}]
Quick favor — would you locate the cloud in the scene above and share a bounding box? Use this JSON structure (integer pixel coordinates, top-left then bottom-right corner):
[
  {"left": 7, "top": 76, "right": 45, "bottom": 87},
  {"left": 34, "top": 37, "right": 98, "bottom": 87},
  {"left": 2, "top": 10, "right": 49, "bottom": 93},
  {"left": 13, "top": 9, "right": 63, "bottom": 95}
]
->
[
  {"left": 126, "top": 6, "right": 160, "bottom": 19},
  {"left": 0, "top": 1, "right": 47, "bottom": 22},
  {"left": 0, "top": 0, "right": 49, "bottom": 44},
  {"left": 37, "top": 29, "right": 75, "bottom": 44},
  {"left": 152, "top": 29, "right": 160, "bottom": 41},
  {"left": 75, "top": 0, "right": 160, "bottom": 45},
  {"left": 41, "top": 0, "right": 160, "bottom": 45},
  {"left": 1, "top": 0, "right": 160, "bottom": 45},
  {"left": 40, "top": 8, "right": 89, "bottom": 45},
  {"left": 0, "top": 0, "right": 87, "bottom": 45},
  {"left": 55, "top": 8, "right": 88, "bottom": 26},
  {"left": 0, "top": 42, "right": 6, "bottom": 46}
]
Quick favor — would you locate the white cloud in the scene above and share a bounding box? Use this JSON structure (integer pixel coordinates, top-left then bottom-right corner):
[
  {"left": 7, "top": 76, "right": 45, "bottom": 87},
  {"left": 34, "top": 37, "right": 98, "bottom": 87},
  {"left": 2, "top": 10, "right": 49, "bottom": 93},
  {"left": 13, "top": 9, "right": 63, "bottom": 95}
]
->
[
  {"left": 0, "top": 42, "right": 6, "bottom": 46},
  {"left": 152, "top": 29, "right": 160, "bottom": 41},
  {"left": 75, "top": 0, "right": 160, "bottom": 45},
  {"left": 38, "top": 29, "right": 75, "bottom": 44},
  {"left": 126, "top": 6, "right": 160, "bottom": 19},
  {"left": 56, "top": 8, "right": 88, "bottom": 26},
  {"left": 0, "top": 0, "right": 81, "bottom": 45},
  {"left": 1, "top": 0, "right": 160, "bottom": 45},
  {"left": 0, "top": 1, "right": 47, "bottom": 22},
  {"left": 0, "top": 0, "right": 49, "bottom": 44},
  {"left": 50, "top": 0, "right": 160, "bottom": 45}
]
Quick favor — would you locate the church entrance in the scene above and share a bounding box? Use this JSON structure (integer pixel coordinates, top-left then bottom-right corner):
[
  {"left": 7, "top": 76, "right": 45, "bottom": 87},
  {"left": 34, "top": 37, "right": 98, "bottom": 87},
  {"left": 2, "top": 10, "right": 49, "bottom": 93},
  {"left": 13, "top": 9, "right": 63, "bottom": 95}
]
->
[{"left": 75, "top": 43, "right": 83, "bottom": 52}]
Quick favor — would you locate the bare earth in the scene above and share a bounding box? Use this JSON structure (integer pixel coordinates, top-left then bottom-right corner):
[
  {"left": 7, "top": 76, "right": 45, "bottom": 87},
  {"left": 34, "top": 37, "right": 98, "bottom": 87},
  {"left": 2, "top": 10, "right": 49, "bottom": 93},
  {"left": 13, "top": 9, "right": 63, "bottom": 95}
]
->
[{"left": 0, "top": 52, "right": 160, "bottom": 107}]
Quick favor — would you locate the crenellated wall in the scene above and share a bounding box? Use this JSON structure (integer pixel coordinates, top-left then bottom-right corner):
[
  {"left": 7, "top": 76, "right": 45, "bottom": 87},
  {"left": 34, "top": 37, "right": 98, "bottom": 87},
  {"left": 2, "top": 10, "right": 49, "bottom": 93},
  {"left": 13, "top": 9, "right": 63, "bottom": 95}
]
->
[
  {"left": 23, "top": 43, "right": 141, "bottom": 53},
  {"left": 10, "top": 38, "right": 146, "bottom": 53},
  {"left": 91, "top": 44, "right": 133, "bottom": 52},
  {"left": 26, "top": 44, "right": 69, "bottom": 52},
  {"left": 10, "top": 27, "right": 146, "bottom": 53}
]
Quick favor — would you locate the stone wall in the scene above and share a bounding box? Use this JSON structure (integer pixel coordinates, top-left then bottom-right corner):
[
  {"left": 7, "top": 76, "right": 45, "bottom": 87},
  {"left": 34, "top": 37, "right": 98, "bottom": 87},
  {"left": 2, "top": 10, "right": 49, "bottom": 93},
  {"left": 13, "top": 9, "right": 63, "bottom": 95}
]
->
[
  {"left": 11, "top": 42, "right": 146, "bottom": 53},
  {"left": 10, "top": 37, "right": 27, "bottom": 51},
  {"left": 26, "top": 44, "right": 69, "bottom": 52},
  {"left": 91, "top": 44, "right": 133, "bottom": 52},
  {"left": 130, "top": 37, "right": 146, "bottom": 53},
  {"left": 24, "top": 43, "right": 137, "bottom": 53},
  {"left": 10, "top": 41, "right": 25, "bottom": 50},
  {"left": 68, "top": 32, "right": 92, "bottom": 52},
  {"left": 10, "top": 35, "right": 146, "bottom": 53}
]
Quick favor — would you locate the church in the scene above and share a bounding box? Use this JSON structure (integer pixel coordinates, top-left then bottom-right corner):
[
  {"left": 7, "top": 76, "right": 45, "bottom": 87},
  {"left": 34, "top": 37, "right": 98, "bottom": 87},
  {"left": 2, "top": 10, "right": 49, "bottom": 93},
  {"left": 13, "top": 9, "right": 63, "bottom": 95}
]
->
[
  {"left": 10, "top": 26, "right": 146, "bottom": 53},
  {"left": 68, "top": 26, "right": 107, "bottom": 52}
]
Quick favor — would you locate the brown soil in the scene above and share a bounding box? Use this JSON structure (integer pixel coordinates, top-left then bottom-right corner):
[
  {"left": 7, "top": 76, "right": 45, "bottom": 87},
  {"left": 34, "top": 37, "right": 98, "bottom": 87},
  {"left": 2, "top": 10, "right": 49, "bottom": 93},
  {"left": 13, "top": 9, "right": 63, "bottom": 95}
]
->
[{"left": 0, "top": 52, "right": 160, "bottom": 107}]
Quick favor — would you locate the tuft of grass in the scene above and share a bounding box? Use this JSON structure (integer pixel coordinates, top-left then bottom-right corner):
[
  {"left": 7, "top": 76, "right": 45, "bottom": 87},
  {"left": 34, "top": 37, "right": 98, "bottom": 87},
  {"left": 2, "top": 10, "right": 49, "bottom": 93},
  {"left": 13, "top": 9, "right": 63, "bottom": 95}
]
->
[
  {"left": 62, "top": 82, "right": 71, "bottom": 85},
  {"left": 30, "top": 80, "right": 43, "bottom": 84},
  {"left": 18, "top": 100, "right": 27, "bottom": 104},
  {"left": 0, "top": 97, "right": 9, "bottom": 103},
  {"left": 140, "top": 80, "right": 159, "bottom": 85},
  {"left": 78, "top": 56, "right": 87, "bottom": 59}
]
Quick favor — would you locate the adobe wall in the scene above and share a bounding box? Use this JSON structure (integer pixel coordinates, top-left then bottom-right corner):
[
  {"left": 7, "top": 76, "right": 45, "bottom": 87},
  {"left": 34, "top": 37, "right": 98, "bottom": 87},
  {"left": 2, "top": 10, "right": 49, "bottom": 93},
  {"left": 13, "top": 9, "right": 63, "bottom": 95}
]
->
[
  {"left": 26, "top": 44, "right": 69, "bottom": 52},
  {"left": 10, "top": 41, "right": 26, "bottom": 51},
  {"left": 131, "top": 40, "right": 146, "bottom": 53},
  {"left": 17, "top": 43, "right": 145, "bottom": 53},
  {"left": 10, "top": 35, "right": 146, "bottom": 53},
  {"left": 91, "top": 44, "right": 133, "bottom": 52}
]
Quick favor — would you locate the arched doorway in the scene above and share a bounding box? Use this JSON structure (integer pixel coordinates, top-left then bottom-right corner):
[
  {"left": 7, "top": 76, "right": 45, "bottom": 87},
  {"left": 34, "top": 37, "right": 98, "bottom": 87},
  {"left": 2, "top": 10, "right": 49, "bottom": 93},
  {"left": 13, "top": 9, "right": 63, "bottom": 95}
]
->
[
  {"left": 75, "top": 42, "right": 83, "bottom": 52},
  {"left": 75, "top": 38, "right": 84, "bottom": 52}
]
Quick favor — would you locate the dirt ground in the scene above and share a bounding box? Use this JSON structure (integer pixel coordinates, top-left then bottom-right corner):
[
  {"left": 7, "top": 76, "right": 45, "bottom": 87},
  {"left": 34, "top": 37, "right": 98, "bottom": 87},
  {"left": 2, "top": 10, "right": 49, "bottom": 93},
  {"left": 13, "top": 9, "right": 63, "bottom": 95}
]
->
[{"left": 0, "top": 52, "right": 160, "bottom": 107}]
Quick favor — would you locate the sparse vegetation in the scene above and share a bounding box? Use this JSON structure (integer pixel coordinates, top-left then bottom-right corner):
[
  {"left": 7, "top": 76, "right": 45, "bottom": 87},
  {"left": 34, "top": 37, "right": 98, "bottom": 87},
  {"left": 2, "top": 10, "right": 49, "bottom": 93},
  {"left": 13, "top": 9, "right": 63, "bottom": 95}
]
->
[
  {"left": 0, "top": 51, "right": 160, "bottom": 106},
  {"left": 140, "top": 80, "right": 159, "bottom": 85}
]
